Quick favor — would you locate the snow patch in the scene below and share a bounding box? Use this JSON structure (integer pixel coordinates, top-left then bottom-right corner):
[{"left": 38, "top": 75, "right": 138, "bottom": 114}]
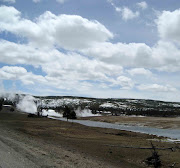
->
[{"left": 100, "top": 103, "right": 116, "bottom": 108}]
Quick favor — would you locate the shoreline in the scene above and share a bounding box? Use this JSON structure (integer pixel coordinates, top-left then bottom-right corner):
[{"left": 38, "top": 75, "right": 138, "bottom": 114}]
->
[
  {"left": 49, "top": 116, "right": 180, "bottom": 140},
  {"left": 1, "top": 109, "right": 180, "bottom": 168}
]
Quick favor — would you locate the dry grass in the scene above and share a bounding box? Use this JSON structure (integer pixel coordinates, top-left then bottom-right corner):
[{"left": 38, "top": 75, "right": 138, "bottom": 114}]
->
[{"left": 0, "top": 109, "right": 180, "bottom": 168}]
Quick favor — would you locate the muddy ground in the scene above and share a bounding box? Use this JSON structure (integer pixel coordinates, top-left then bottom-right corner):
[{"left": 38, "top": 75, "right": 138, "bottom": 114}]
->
[{"left": 0, "top": 108, "right": 180, "bottom": 168}]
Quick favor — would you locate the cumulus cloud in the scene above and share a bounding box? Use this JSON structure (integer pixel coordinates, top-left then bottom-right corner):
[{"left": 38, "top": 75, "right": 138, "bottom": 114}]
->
[
  {"left": 0, "top": 0, "right": 15, "bottom": 3},
  {"left": 107, "top": 1, "right": 139, "bottom": 21},
  {"left": 0, "top": 5, "right": 180, "bottom": 100},
  {"left": 157, "top": 9, "right": 180, "bottom": 43},
  {"left": 33, "top": 0, "right": 41, "bottom": 3},
  {"left": 81, "top": 42, "right": 154, "bottom": 68},
  {"left": 111, "top": 76, "right": 134, "bottom": 89},
  {"left": 0, "top": 40, "right": 61, "bottom": 65},
  {"left": 0, "top": 6, "right": 113, "bottom": 50},
  {"left": 0, "top": 66, "right": 47, "bottom": 85},
  {"left": 137, "top": 1, "right": 148, "bottom": 10},
  {"left": 1, "top": 6, "right": 180, "bottom": 73},
  {"left": 152, "top": 40, "right": 180, "bottom": 72},
  {"left": 122, "top": 7, "right": 139, "bottom": 21},
  {"left": 33, "top": 0, "right": 67, "bottom": 3},
  {"left": 127, "top": 68, "right": 152, "bottom": 76},
  {"left": 82, "top": 39, "right": 180, "bottom": 72},
  {"left": 137, "top": 84, "right": 177, "bottom": 92},
  {"left": 0, "top": 66, "right": 27, "bottom": 80}
]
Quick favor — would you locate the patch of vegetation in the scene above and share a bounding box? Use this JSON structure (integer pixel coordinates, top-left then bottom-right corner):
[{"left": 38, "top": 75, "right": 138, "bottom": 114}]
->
[
  {"left": 145, "top": 143, "right": 162, "bottom": 168},
  {"left": 63, "top": 106, "right": 77, "bottom": 120}
]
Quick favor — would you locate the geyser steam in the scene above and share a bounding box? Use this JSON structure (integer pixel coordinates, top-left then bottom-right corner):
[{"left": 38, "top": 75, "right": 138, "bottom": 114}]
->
[{"left": 17, "top": 95, "right": 37, "bottom": 114}]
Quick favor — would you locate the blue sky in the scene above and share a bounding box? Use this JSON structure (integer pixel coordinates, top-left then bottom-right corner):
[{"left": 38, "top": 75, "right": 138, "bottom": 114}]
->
[{"left": 0, "top": 0, "right": 180, "bottom": 102}]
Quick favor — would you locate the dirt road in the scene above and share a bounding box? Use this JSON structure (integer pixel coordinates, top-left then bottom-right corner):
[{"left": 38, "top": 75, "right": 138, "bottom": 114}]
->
[{"left": 0, "top": 134, "right": 38, "bottom": 168}]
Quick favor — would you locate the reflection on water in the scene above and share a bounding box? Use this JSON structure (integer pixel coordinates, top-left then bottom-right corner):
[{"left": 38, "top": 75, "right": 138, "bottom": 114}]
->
[{"left": 49, "top": 117, "right": 180, "bottom": 140}]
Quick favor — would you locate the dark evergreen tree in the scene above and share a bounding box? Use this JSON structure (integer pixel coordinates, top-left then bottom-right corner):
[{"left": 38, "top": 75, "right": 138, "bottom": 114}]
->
[
  {"left": 63, "top": 106, "right": 71, "bottom": 121},
  {"left": 63, "top": 106, "right": 76, "bottom": 120}
]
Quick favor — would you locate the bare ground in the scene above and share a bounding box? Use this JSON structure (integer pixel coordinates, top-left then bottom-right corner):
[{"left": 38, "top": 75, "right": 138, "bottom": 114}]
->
[{"left": 0, "top": 108, "right": 180, "bottom": 168}]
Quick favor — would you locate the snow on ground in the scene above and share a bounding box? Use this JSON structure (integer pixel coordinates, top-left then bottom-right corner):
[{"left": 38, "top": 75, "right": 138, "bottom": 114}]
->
[
  {"left": 172, "top": 104, "right": 180, "bottom": 107},
  {"left": 126, "top": 99, "right": 139, "bottom": 103},
  {"left": 3, "top": 105, "right": 12, "bottom": 107},
  {"left": 116, "top": 103, "right": 128, "bottom": 108},
  {"left": 42, "top": 98, "right": 88, "bottom": 108},
  {"left": 100, "top": 103, "right": 116, "bottom": 108}
]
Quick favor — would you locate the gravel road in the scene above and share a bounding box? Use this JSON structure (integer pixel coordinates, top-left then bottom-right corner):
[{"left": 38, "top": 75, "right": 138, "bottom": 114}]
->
[{"left": 0, "top": 135, "right": 38, "bottom": 168}]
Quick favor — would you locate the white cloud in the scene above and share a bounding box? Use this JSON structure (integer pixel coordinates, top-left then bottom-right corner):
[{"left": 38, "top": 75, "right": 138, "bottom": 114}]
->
[
  {"left": 127, "top": 68, "right": 152, "bottom": 76},
  {"left": 157, "top": 9, "right": 180, "bottom": 43},
  {"left": 0, "top": 66, "right": 47, "bottom": 85},
  {"left": 122, "top": 7, "right": 139, "bottom": 21},
  {"left": 0, "top": 40, "right": 125, "bottom": 90},
  {"left": 81, "top": 42, "right": 154, "bottom": 68},
  {"left": 0, "top": 39, "right": 123, "bottom": 83},
  {"left": 137, "top": 84, "right": 177, "bottom": 92},
  {"left": 0, "top": 0, "right": 15, "bottom": 3},
  {"left": 107, "top": 1, "right": 139, "bottom": 21},
  {"left": 1, "top": 6, "right": 180, "bottom": 100},
  {"left": 32, "top": 0, "right": 67, "bottom": 3},
  {"left": 0, "top": 66, "right": 27, "bottom": 80},
  {"left": 111, "top": 76, "right": 134, "bottom": 89},
  {"left": 42, "top": 53, "right": 123, "bottom": 85},
  {"left": 33, "top": 0, "right": 41, "bottom": 3},
  {"left": 137, "top": 1, "right": 148, "bottom": 10},
  {"left": 0, "top": 6, "right": 113, "bottom": 50},
  {"left": 82, "top": 39, "right": 180, "bottom": 72},
  {"left": 152, "top": 40, "right": 180, "bottom": 72},
  {"left": 107, "top": 0, "right": 121, "bottom": 12},
  {"left": 0, "top": 40, "right": 61, "bottom": 65},
  {"left": 56, "top": 0, "right": 67, "bottom": 4}
]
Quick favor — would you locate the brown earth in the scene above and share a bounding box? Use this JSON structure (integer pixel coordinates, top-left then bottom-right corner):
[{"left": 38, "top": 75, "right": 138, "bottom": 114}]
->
[{"left": 0, "top": 108, "right": 180, "bottom": 168}]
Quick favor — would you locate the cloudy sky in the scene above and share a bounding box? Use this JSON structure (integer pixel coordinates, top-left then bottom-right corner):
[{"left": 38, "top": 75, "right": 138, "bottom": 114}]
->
[{"left": 0, "top": 0, "right": 180, "bottom": 101}]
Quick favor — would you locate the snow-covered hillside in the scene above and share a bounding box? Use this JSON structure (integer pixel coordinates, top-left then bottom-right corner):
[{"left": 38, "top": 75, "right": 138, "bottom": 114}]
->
[
  {"left": 1, "top": 94, "right": 180, "bottom": 117},
  {"left": 36, "top": 96, "right": 180, "bottom": 117}
]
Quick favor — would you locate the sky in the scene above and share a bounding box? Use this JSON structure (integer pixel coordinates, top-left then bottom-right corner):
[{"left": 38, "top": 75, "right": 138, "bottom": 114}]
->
[{"left": 0, "top": 0, "right": 180, "bottom": 102}]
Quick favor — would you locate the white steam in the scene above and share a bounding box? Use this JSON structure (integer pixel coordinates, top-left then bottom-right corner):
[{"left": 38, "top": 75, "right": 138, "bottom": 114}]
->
[
  {"left": 17, "top": 95, "right": 37, "bottom": 114},
  {"left": 0, "top": 92, "right": 16, "bottom": 102},
  {"left": 42, "top": 109, "right": 62, "bottom": 117},
  {"left": 75, "top": 107, "right": 101, "bottom": 117}
]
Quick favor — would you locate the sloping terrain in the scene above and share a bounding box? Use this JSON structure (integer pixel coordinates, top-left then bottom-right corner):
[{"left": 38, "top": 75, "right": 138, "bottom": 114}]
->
[
  {"left": 1, "top": 94, "right": 180, "bottom": 117},
  {"left": 38, "top": 96, "right": 180, "bottom": 117}
]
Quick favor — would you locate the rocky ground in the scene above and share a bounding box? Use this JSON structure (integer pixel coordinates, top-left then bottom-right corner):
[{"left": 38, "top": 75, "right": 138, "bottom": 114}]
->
[{"left": 0, "top": 108, "right": 180, "bottom": 168}]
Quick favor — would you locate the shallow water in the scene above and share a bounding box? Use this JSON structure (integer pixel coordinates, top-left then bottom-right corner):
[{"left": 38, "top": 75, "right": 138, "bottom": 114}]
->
[{"left": 49, "top": 117, "right": 180, "bottom": 140}]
